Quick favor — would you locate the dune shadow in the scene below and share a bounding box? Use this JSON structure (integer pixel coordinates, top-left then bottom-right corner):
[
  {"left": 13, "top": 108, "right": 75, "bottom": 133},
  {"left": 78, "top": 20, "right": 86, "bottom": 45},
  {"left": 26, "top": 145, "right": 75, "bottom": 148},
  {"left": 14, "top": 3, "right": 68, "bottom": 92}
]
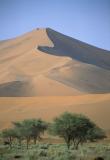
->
[
  {"left": 0, "top": 81, "right": 33, "bottom": 97},
  {"left": 38, "top": 28, "right": 110, "bottom": 70}
]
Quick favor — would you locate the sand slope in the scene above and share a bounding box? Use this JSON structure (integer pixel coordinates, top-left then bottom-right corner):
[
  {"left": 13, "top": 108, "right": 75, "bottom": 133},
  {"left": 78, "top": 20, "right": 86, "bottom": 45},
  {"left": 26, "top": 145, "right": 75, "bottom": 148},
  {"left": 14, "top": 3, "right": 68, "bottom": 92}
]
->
[
  {"left": 0, "top": 28, "right": 110, "bottom": 96},
  {"left": 39, "top": 28, "right": 110, "bottom": 93},
  {"left": 0, "top": 94, "right": 110, "bottom": 130},
  {"left": 0, "top": 28, "right": 81, "bottom": 96}
]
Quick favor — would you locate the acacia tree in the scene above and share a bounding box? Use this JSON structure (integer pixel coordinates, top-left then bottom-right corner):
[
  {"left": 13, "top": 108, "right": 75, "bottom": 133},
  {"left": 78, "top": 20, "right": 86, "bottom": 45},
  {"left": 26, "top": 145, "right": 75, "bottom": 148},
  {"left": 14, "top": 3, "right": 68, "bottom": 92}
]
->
[
  {"left": 13, "top": 120, "right": 34, "bottom": 149},
  {"left": 2, "top": 129, "right": 15, "bottom": 148},
  {"left": 13, "top": 119, "right": 48, "bottom": 148},
  {"left": 70, "top": 114, "right": 96, "bottom": 149},
  {"left": 30, "top": 119, "right": 48, "bottom": 144},
  {"left": 13, "top": 121, "right": 31, "bottom": 149},
  {"left": 49, "top": 112, "right": 105, "bottom": 149},
  {"left": 12, "top": 123, "right": 24, "bottom": 147}
]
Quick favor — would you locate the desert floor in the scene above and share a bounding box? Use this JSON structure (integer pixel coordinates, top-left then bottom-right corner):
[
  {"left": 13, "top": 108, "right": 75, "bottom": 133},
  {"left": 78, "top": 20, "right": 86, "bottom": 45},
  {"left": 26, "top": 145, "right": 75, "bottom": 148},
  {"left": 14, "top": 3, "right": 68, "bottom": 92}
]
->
[{"left": 0, "top": 94, "right": 110, "bottom": 131}]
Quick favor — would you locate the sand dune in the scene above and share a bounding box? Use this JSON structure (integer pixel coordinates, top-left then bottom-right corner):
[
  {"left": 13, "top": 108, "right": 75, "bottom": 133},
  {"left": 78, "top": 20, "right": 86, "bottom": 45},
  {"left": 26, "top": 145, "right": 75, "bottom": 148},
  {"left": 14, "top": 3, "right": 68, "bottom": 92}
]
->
[
  {"left": 0, "top": 28, "right": 77, "bottom": 96},
  {"left": 0, "top": 28, "right": 110, "bottom": 96},
  {"left": 0, "top": 94, "right": 110, "bottom": 130}
]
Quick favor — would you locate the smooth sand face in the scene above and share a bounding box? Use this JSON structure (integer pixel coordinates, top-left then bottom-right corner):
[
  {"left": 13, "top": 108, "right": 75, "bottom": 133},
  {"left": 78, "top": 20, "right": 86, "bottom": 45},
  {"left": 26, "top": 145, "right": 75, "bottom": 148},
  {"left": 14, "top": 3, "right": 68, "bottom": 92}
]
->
[{"left": 0, "top": 94, "right": 110, "bottom": 130}]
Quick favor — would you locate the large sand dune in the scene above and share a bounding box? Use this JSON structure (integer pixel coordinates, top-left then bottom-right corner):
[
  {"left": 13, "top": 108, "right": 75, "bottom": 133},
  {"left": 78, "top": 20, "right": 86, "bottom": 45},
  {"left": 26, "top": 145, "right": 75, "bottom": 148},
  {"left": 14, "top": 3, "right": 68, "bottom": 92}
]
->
[
  {"left": 0, "top": 28, "right": 78, "bottom": 96},
  {"left": 0, "top": 28, "right": 110, "bottom": 96}
]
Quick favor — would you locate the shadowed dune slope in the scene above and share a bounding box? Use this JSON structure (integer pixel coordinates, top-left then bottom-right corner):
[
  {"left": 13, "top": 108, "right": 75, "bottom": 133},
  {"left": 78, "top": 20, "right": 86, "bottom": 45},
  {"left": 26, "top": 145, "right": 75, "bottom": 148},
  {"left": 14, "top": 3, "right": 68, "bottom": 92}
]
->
[
  {"left": 0, "top": 81, "right": 37, "bottom": 97},
  {"left": 39, "top": 28, "right": 110, "bottom": 70},
  {"left": 47, "top": 59, "right": 110, "bottom": 93},
  {"left": 38, "top": 28, "right": 110, "bottom": 93}
]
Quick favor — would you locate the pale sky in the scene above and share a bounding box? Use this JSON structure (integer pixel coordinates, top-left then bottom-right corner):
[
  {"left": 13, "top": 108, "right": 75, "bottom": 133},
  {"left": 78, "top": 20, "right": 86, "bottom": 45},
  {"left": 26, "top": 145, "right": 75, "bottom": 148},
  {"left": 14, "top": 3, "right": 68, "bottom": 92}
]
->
[{"left": 0, "top": 0, "right": 110, "bottom": 50}]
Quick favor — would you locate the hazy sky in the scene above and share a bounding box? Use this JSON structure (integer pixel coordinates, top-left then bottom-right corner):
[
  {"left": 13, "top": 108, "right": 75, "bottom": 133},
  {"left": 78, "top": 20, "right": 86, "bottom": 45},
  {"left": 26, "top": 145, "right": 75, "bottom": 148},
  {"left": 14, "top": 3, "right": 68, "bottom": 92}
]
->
[{"left": 0, "top": 0, "right": 110, "bottom": 50}]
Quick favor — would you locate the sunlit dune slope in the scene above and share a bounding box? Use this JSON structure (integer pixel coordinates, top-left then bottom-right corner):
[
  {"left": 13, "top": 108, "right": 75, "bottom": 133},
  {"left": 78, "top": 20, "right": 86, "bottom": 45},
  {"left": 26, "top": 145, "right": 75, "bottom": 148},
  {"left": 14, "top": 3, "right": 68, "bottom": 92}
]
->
[
  {"left": 0, "top": 28, "right": 80, "bottom": 96},
  {"left": 0, "top": 94, "right": 110, "bottom": 130}
]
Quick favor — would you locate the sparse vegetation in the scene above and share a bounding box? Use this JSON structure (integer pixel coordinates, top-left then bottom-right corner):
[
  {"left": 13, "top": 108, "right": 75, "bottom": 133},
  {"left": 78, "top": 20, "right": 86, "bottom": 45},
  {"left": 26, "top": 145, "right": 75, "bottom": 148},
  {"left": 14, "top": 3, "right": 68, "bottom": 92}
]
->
[
  {"left": 0, "top": 112, "right": 109, "bottom": 160},
  {"left": 0, "top": 142, "right": 110, "bottom": 160},
  {"left": 1, "top": 119, "right": 47, "bottom": 149}
]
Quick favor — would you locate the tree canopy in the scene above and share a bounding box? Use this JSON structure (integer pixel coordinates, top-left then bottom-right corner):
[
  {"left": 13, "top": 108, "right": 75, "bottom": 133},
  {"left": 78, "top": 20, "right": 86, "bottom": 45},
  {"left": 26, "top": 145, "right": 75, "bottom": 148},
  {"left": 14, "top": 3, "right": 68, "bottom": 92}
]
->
[{"left": 49, "top": 112, "right": 106, "bottom": 149}]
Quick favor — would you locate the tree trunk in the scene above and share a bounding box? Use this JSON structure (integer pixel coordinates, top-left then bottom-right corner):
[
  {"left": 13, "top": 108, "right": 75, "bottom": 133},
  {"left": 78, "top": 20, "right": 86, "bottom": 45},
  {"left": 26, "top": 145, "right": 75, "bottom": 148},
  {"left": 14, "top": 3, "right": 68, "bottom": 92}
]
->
[
  {"left": 65, "top": 137, "right": 71, "bottom": 149},
  {"left": 18, "top": 138, "right": 22, "bottom": 147},
  {"left": 33, "top": 137, "right": 37, "bottom": 145},
  {"left": 67, "top": 143, "right": 70, "bottom": 149},
  {"left": 74, "top": 140, "right": 80, "bottom": 150},
  {"left": 26, "top": 138, "right": 30, "bottom": 149},
  {"left": 9, "top": 137, "right": 12, "bottom": 149}
]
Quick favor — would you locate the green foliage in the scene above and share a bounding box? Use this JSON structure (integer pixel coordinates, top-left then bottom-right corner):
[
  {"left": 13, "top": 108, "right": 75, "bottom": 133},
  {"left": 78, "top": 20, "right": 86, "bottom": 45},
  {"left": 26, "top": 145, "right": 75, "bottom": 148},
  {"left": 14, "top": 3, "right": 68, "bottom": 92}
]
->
[
  {"left": 87, "top": 126, "right": 106, "bottom": 142},
  {"left": 13, "top": 119, "right": 48, "bottom": 148},
  {"left": 1, "top": 118, "right": 48, "bottom": 149},
  {"left": 2, "top": 129, "right": 15, "bottom": 139},
  {"left": 0, "top": 142, "right": 110, "bottom": 160},
  {"left": 2, "top": 128, "right": 16, "bottom": 148},
  {"left": 49, "top": 112, "right": 105, "bottom": 149}
]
